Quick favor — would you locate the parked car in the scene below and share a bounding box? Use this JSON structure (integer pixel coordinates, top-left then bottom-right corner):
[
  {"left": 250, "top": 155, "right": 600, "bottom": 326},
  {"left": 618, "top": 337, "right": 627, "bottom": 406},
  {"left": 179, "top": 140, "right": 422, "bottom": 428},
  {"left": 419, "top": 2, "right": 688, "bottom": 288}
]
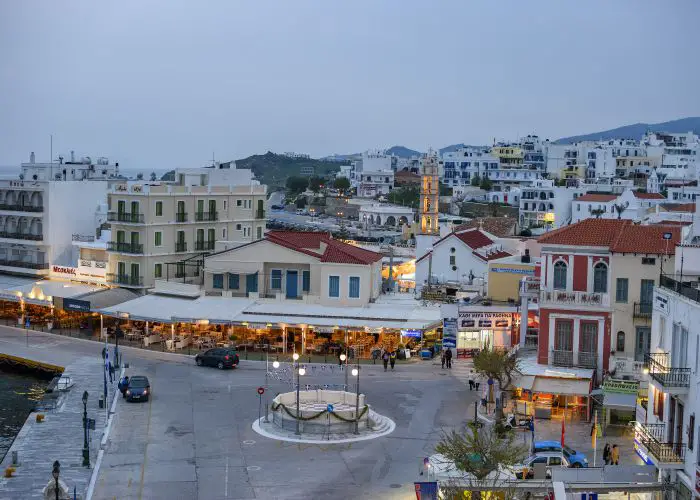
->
[
  {"left": 125, "top": 375, "right": 151, "bottom": 403},
  {"left": 512, "top": 452, "right": 570, "bottom": 479},
  {"left": 532, "top": 441, "right": 588, "bottom": 468},
  {"left": 195, "top": 348, "right": 240, "bottom": 369}
]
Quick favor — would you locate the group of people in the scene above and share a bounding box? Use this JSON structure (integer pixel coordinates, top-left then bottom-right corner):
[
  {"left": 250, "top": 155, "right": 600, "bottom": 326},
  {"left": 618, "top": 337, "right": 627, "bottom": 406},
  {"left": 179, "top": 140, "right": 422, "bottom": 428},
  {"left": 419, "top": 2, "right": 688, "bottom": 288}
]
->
[
  {"left": 440, "top": 348, "right": 452, "bottom": 369},
  {"left": 602, "top": 443, "right": 620, "bottom": 465}
]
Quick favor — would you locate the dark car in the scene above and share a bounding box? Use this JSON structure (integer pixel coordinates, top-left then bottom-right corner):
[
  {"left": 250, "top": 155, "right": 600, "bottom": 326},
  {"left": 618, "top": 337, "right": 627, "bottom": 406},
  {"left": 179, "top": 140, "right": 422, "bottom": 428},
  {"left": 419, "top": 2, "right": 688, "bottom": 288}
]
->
[
  {"left": 126, "top": 375, "right": 151, "bottom": 402},
  {"left": 195, "top": 348, "right": 240, "bottom": 370}
]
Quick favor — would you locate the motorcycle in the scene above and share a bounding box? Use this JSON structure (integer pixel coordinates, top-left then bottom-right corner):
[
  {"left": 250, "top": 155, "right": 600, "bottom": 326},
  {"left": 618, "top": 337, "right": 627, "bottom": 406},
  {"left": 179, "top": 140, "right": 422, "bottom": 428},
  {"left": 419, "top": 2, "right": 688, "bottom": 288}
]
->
[{"left": 503, "top": 413, "right": 532, "bottom": 431}]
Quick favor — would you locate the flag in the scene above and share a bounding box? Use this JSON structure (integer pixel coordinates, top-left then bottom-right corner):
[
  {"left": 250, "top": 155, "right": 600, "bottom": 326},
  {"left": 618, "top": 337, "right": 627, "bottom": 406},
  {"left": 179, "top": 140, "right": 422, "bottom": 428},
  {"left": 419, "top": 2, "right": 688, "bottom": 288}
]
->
[
  {"left": 560, "top": 417, "right": 565, "bottom": 447},
  {"left": 591, "top": 413, "right": 597, "bottom": 449}
]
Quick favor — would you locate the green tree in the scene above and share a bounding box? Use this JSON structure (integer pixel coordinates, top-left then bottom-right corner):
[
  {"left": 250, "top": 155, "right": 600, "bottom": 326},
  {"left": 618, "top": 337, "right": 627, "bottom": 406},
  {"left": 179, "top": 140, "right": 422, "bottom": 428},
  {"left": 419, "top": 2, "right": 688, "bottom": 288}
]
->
[
  {"left": 387, "top": 186, "right": 419, "bottom": 207},
  {"left": 480, "top": 176, "right": 493, "bottom": 191},
  {"left": 473, "top": 348, "right": 520, "bottom": 421},
  {"left": 471, "top": 174, "right": 481, "bottom": 187},
  {"left": 286, "top": 176, "right": 308, "bottom": 195},
  {"left": 308, "top": 176, "right": 324, "bottom": 194},
  {"left": 439, "top": 182, "right": 453, "bottom": 196},
  {"left": 333, "top": 177, "right": 351, "bottom": 194}
]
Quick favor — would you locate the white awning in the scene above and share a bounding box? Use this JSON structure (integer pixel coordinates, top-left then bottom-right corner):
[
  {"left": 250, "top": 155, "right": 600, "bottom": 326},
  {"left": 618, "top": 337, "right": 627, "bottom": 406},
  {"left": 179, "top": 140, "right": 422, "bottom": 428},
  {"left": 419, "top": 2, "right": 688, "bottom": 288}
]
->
[
  {"left": 514, "top": 375, "right": 536, "bottom": 391},
  {"left": 532, "top": 377, "right": 591, "bottom": 396},
  {"left": 604, "top": 392, "right": 637, "bottom": 411}
]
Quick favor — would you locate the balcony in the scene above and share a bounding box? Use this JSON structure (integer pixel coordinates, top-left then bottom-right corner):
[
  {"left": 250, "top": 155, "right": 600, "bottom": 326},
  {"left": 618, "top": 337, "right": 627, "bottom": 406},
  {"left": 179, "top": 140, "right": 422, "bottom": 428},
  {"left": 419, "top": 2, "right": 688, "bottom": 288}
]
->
[
  {"left": 107, "top": 212, "right": 144, "bottom": 224},
  {"left": 633, "top": 302, "right": 653, "bottom": 319},
  {"left": 255, "top": 209, "right": 266, "bottom": 219},
  {"left": 644, "top": 352, "right": 690, "bottom": 394},
  {"left": 0, "top": 203, "right": 44, "bottom": 213},
  {"left": 107, "top": 242, "right": 144, "bottom": 254},
  {"left": 660, "top": 273, "right": 700, "bottom": 304},
  {"left": 175, "top": 212, "right": 188, "bottom": 223},
  {"left": 552, "top": 349, "right": 573, "bottom": 367},
  {"left": 541, "top": 290, "right": 610, "bottom": 308},
  {"left": 195, "top": 211, "right": 218, "bottom": 222},
  {"left": 175, "top": 242, "right": 188, "bottom": 253},
  {"left": 0, "top": 259, "right": 49, "bottom": 270},
  {"left": 107, "top": 273, "right": 144, "bottom": 287},
  {"left": 578, "top": 351, "right": 597, "bottom": 369},
  {"left": 194, "top": 240, "right": 215, "bottom": 251},
  {"left": 0, "top": 231, "right": 43, "bottom": 241},
  {"left": 634, "top": 422, "right": 686, "bottom": 467}
]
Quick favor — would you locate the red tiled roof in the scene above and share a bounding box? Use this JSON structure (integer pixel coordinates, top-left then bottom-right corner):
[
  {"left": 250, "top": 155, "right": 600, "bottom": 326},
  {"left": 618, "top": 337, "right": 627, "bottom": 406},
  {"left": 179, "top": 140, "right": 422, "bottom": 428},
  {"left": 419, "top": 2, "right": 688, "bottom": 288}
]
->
[
  {"left": 538, "top": 219, "right": 629, "bottom": 247},
  {"left": 320, "top": 241, "right": 383, "bottom": 265},
  {"left": 574, "top": 193, "right": 617, "bottom": 202},
  {"left": 611, "top": 224, "right": 681, "bottom": 255},
  {"left": 267, "top": 231, "right": 328, "bottom": 250},
  {"left": 661, "top": 202, "right": 695, "bottom": 213},
  {"left": 453, "top": 217, "right": 517, "bottom": 238},
  {"left": 455, "top": 228, "right": 494, "bottom": 250},
  {"left": 266, "top": 230, "right": 382, "bottom": 265},
  {"left": 632, "top": 191, "right": 666, "bottom": 200}
]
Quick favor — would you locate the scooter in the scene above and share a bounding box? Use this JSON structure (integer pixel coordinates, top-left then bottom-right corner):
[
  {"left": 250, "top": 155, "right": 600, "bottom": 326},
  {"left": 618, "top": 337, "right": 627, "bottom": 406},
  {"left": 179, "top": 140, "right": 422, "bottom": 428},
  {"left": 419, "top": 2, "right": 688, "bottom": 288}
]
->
[{"left": 503, "top": 413, "right": 532, "bottom": 431}]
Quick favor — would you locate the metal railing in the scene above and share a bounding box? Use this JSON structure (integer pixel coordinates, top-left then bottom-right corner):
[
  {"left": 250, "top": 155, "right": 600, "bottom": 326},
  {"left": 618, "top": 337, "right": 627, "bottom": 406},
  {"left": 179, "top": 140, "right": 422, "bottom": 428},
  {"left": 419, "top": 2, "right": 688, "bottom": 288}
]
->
[
  {"left": 194, "top": 240, "right": 215, "bottom": 251},
  {"left": 0, "top": 231, "right": 42, "bottom": 241},
  {"left": 660, "top": 273, "right": 700, "bottom": 304},
  {"left": 72, "top": 234, "right": 95, "bottom": 242},
  {"left": 175, "top": 212, "right": 188, "bottom": 223},
  {"left": 552, "top": 349, "right": 573, "bottom": 367},
  {"left": 107, "top": 241, "right": 144, "bottom": 254},
  {"left": 107, "top": 212, "right": 144, "bottom": 223},
  {"left": 633, "top": 302, "right": 653, "bottom": 319},
  {"left": 0, "top": 203, "right": 43, "bottom": 212},
  {"left": 644, "top": 352, "right": 690, "bottom": 388},
  {"left": 635, "top": 422, "right": 686, "bottom": 463},
  {"left": 255, "top": 209, "right": 266, "bottom": 219},
  {"left": 578, "top": 351, "right": 597, "bottom": 369},
  {"left": 541, "top": 290, "right": 610, "bottom": 307},
  {"left": 194, "top": 211, "right": 218, "bottom": 222},
  {"left": 106, "top": 273, "right": 144, "bottom": 287},
  {"left": 175, "top": 242, "right": 188, "bottom": 252},
  {"left": 0, "top": 260, "right": 49, "bottom": 270}
]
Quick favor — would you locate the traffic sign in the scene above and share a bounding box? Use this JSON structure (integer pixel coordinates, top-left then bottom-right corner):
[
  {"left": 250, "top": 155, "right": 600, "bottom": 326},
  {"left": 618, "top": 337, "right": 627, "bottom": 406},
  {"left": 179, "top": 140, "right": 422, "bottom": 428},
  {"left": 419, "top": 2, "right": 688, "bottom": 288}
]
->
[
  {"left": 257, "top": 387, "right": 265, "bottom": 395},
  {"left": 327, "top": 403, "right": 334, "bottom": 413}
]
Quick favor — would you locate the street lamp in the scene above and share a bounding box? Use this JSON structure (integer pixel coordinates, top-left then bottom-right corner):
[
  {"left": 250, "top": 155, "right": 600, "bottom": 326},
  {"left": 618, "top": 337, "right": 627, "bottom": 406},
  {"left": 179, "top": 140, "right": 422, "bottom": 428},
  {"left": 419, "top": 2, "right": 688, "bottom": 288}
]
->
[
  {"left": 51, "top": 460, "right": 60, "bottom": 500},
  {"left": 352, "top": 366, "right": 360, "bottom": 435},
  {"left": 295, "top": 361, "right": 305, "bottom": 436},
  {"left": 340, "top": 352, "right": 348, "bottom": 389},
  {"left": 82, "top": 391, "right": 90, "bottom": 467}
]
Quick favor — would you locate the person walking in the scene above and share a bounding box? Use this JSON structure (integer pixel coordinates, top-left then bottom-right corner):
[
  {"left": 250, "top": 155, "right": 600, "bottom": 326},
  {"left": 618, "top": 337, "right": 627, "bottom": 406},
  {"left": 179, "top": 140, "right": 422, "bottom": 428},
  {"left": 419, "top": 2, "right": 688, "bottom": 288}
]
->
[
  {"left": 611, "top": 444, "right": 620, "bottom": 465},
  {"left": 468, "top": 370, "right": 475, "bottom": 391},
  {"left": 108, "top": 361, "right": 114, "bottom": 383},
  {"left": 602, "top": 443, "right": 610, "bottom": 465},
  {"left": 444, "top": 348, "right": 453, "bottom": 369},
  {"left": 118, "top": 376, "right": 129, "bottom": 398},
  {"left": 382, "top": 350, "right": 389, "bottom": 371},
  {"left": 101, "top": 346, "right": 106, "bottom": 360},
  {"left": 441, "top": 351, "right": 446, "bottom": 369},
  {"left": 389, "top": 350, "right": 396, "bottom": 370}
]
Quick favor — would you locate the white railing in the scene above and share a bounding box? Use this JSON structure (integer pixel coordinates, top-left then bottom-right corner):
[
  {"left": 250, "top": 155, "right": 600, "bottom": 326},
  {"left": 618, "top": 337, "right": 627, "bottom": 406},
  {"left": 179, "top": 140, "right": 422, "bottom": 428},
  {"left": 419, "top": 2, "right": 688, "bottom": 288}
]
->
[{"left": 540, "top": 289, "right": 610, "bottom": 307}]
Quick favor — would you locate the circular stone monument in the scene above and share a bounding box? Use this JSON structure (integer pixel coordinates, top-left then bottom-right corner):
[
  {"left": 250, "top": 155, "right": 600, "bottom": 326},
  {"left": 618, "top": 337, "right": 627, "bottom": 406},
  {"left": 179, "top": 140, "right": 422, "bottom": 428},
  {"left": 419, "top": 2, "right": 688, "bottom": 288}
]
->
[{"left": 252, "top": 389, "right": 395, "bottom": 444}]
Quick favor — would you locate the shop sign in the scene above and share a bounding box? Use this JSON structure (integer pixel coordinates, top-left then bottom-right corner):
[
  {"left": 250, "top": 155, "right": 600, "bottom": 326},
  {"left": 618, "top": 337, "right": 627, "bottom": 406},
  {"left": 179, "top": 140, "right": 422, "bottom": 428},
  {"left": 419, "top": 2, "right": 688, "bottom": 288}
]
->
[
  {"left": 442, "top": 318, "right": 457, "bottom": 348},
  {"left": 633, "top": 438, "right": 654, "bottom": 466},
  {"left": 520, "top": 277, "right": 540, "bottom": 296},
  {"left": 491, "top": 266, "right": 535, "bottom": 276},
  {"left": 458, "top": 311, "right": 511, "bottom": 329},
  {"left": 653, "top": 292, "right": 669, "bottom": 315},
  {"left": 62, "top": 298, "right": 91, "bottom": 313},
  {"left": 602, "top": 379, "right": 638, "bottom": 394},
  {"left": 0, "top": 291, "right": 20, "bottom": 302},
  {"left": 401, "top": 329, "right": 422, "bottom": 338},
  {"left": 313, "top": 326, "right": 336, "bottom": 334},
  {"left": 364, "top": 327, "right": 382, "bottom": 334},
  {"left": 51, "top": 265, "right": 78, "bottom": 278}
]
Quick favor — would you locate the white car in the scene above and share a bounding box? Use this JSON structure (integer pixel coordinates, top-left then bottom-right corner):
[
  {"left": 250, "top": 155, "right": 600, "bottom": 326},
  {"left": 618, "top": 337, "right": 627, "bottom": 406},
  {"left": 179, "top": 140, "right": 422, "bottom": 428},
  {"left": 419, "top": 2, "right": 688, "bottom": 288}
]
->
[{"left": 512, "top": 452, "right": 570, "bottom": 479}]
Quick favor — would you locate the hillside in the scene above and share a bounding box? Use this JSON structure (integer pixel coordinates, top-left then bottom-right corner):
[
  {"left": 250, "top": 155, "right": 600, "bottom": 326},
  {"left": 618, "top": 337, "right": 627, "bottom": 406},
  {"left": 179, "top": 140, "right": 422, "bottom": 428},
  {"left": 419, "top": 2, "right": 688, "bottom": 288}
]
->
[
  {"left": 385, "top": 145, "right": 421, "bottom": 158},
  {"left": 556, "top": 117, "right": 700, "bottom": 144},
  {"left": 236, "top": 152, "right": 347, "bottom": 188}
]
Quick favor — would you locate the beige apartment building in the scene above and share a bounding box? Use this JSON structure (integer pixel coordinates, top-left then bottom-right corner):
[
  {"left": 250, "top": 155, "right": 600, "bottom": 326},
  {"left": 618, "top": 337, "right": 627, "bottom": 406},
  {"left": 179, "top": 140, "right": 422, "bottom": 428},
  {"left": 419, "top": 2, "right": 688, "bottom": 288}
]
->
[{"left": 107, "top": 170, "right": 267, "bottom": 291}]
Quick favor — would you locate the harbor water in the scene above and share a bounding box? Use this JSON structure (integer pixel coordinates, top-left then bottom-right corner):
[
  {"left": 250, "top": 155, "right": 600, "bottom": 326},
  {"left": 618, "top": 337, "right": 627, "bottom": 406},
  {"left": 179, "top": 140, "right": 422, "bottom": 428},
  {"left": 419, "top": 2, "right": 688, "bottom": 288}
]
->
[{"left": 0, "top": 368, "right": 47, "bottom": 461}]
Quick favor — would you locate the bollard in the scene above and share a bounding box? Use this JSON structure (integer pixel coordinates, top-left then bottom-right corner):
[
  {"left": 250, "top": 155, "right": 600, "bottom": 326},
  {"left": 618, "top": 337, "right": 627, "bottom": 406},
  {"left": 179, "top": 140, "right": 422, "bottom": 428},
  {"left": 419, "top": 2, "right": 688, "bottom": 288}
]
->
[{"left": 11, "top": 451, "right": 18, "bottom": 466}]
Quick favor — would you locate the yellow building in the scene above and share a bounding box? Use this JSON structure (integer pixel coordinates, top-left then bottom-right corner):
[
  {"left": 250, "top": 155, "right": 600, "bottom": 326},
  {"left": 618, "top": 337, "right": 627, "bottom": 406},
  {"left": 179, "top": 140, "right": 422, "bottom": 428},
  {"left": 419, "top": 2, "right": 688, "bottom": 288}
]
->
[
  {"left": 487, "top": 254, "right": 539, "bottom": 302},
  {"left": 563, "top": 164, "right": 586, "bottom": 180},
  {"left": 490, "top": 146, "right": 524, "bottom": 168}
]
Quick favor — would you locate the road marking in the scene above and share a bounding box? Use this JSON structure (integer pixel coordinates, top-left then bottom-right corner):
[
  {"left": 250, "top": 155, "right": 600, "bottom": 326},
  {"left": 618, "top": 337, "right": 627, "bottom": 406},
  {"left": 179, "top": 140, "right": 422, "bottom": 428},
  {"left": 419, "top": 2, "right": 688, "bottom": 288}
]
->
[
  {"left": 228, "top": 384, "right": 231, "bottom": 393},
  {"left": 225, "top": 456, "right": 229, "bottom": 497},
  {"left": 137, "top": 392, "right": 154, "bottom": 500},
  {"left": 246, "top": 465, "right": 261, "bottom": 471}
]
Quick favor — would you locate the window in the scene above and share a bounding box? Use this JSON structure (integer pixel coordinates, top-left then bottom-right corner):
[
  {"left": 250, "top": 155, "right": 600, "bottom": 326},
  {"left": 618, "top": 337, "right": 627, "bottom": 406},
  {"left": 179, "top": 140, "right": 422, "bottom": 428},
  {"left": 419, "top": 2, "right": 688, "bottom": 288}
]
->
[
  {"left": 349, "top": 277, "right": 360, "bottom": 298},
  {"left": 659, "top": 315, "right": 666, "bottom": 347},
  {"left": 237, "top": 200, "right": 242, "bottom": 207},
  {"left": 615, "top": 278, "right": 628, "bottom": 303},
  {"left": 213, "top": 274, "right": 224, "bottom": 289},
  {"left": 555, "top": 320, "right": 573, "bottom": 351},
  {"left": 642, "top": 257, "right": 656, "bottom": 265},
  {"left": 222, "top": 228, "right": 227, "bottom": 239},
  {"left": 154, "top": 263, "right": 162, "bottom": 279},
  {"left": 117, "top": 200, "right": 126, "bottom": 214},
  {"left": 155, "top": 201, "right": 163, "bottom": 216},
  {"left": 208, "top": 228, "right": 215, "bottom": 242},
  {"left": 302, "top": 271, "right": 310, "bottom": 292},
  {"left": 691, "top": 414, "right": 696, "bottom": 452},
  {"left": 616, "top": 331, "right": 625, "bottom": 352},
  {"left": 581, "top": 322, "right": 597, "bottom": 353},
  {"left": 653, "top": 388, "right": 664, "bottom": 418},
  {"left": 553, "top": 261, "right": 567, "bottom": 290},
  {"left": 449, "top": 255, "right": 456, "bottom": 266},
  {"left": 223, "top": 200, "right": 227, "bottom": 210},
  {"left": 270, "top": 269, "right": 282, "bottom": 290},
  {"left": 593, "top": 262, "right": 607, "bottom": 293},
  {"left": 228, "top": 273, "right": 239, "bottom": 290},
  {"left": 328, "top": 275, "right": 340, "bottom": 298},
  {"left": 154, "top": 231, "right": 162, "bottom": 247},
  {"left": 257, "top": 226, "right": 263, "bottom": 239},
  {"left": 577, "top": 204, "right": 580, "bottom": 212},
  {"left": 236, "top": 224, "right": 242, "bottom": 231}
]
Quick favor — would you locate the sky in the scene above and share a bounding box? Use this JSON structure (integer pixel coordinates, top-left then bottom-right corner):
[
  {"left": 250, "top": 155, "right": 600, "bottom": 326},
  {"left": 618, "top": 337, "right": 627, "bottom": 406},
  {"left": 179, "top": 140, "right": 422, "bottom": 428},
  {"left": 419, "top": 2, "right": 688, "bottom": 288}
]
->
[{"left": 1, "top": 1, "right": 699, "bottom": 170}]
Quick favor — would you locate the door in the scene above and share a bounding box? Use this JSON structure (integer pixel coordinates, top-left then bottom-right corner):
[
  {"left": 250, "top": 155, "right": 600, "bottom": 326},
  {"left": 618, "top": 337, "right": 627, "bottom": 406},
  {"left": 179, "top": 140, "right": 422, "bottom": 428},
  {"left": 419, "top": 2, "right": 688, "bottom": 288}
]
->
[
  {"left": 130, "top": 263, "right": 140, "bottom": 285},
  {"left": 117, "top": 200, "right": 126, "bottom": 215},
  {"left": 676, "top": 402, "right": 684, "bottom": 453},
  {"left": 286, "top": 271, "right": 298, "bottom": 299},
  {"left": 117, "top": 261, "right": 126, "bottom": 279},
  {"left": 668, "top": 397, "right": 676, "bottom": 443},
  {"left": 246, "top": 273, "right": 258, "bottom": 296},
  {"left": 197, "top": 200, "right": 204, "bottom": 217},
  {"left": 635, "top": 327, "right": 651, "bottom": 362},
  {"left": 640, "top": 279, "right": 654, "bottom": 314}
]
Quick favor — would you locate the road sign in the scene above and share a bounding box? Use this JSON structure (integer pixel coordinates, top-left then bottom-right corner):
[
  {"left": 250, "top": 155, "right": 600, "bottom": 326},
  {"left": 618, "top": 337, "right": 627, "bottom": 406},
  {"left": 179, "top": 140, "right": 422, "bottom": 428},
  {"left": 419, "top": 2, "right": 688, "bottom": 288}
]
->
[
  {"left": 257, "top": 387, "right": 265, "bottom": 395},
  {"left": 327, "top": 404, "right": 334, "bottom": 413},
  {"left": 25, "top": 318, "right": 30, "bottom": 328}
]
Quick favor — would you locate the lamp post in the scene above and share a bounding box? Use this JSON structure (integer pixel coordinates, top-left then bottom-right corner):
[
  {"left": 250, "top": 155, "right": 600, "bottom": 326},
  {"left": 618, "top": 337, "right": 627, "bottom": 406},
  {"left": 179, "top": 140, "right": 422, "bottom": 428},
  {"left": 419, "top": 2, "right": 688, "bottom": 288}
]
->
[
  {"left": 114, "top": 325, "right": 122, "bottom": 368},
  {"left": 352, "top": 365, "right": 360, "bottom": 435},
  {"left": 340, "top": 352, "right": 348, "bottom": 390},
  {"left": 293, "top": 353, "right": 305, "bottom": 435},
  {"left": 51, "top": 460, "right": 60, "bottom": 500},
  {"left": 82, "top": 391, "right": 90, "bottom": 467}
]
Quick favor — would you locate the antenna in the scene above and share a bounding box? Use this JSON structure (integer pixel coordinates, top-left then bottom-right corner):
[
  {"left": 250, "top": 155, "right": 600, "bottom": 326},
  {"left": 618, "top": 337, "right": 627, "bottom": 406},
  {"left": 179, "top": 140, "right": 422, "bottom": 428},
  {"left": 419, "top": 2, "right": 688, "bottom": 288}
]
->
[{"left": 50, "top": 134, "right": 53, "bottom": 166}]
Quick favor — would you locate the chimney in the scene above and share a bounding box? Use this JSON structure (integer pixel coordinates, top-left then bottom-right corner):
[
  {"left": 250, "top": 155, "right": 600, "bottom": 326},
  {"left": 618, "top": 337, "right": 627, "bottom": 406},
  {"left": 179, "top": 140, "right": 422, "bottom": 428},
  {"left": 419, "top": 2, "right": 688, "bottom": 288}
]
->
[
  {"left": 29, "top": 152, "right": 35, "bottom": 164},
  {"left": 521, "top": 249, "right": 531, "bottom": 263}
]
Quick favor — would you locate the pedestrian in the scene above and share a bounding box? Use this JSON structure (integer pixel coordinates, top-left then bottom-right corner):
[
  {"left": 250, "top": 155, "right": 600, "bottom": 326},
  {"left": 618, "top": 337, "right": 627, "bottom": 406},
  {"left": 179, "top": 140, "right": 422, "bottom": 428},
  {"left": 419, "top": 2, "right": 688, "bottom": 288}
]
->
[
  {"left": 444, "top": 348, "right": 453, "bottom": 369},
  {"left": 468, "top": 370, "right": 475, "bottom": 391},
  {"left": 611, "top": 444, "right": 620, "bottom": 465},
  {"left": 118, "top": 376, "right": 129, "bottom": 398},
  {"left": 108, "top": 361, "right": 115, "bottom": 383},
  {"left": 382, "top": 350, "right": 389, "bottom": 371},
  {"left": 441, "top": 352, "right": 446, "bottom": 369},
  {"left": 101, "top": 346, "right": 106, "bottom": 360},
  {"left": 389, "top": 350, "right": 396, "bottom": 370},
  {"left": 603, "top": 443, "right": 611, "bottom": 465}
]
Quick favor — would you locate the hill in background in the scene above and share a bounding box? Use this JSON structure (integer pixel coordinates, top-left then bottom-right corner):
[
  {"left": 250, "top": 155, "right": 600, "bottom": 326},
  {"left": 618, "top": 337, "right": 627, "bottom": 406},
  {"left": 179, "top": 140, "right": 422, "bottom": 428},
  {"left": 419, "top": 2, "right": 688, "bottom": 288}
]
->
[
  {"left": 556, "top": 117, "right": 700, "bottom": 144},
  {"left": 236, "top": 152, "right": 347, "bottom": 188}
]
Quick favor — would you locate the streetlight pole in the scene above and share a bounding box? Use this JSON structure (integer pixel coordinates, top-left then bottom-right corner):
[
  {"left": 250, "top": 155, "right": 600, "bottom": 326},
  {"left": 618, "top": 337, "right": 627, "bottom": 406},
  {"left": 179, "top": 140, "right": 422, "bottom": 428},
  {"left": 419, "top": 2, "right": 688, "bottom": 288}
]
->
[
  {"left": 293, "top": 353, "right": 304, "bottom": 435},
  {"left": 352, "top": 364, "right": 360, "bottom": 435},
  {"left": 82, "top": 391, "right": 90, "bottom": 467},
  {"left": 340, "top": 353, "right": 348, "bottom": 390},
  {"left": 52, "top": 460, "right": 60, "bottom": 500}
]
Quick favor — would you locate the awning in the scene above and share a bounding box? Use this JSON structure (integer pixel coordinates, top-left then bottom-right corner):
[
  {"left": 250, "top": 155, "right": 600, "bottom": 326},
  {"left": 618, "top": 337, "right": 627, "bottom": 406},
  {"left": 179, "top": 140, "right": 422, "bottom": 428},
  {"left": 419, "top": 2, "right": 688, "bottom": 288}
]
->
[
  {"left": 603, "top": 392, "right": 637, "bottom": 411},
  {"left": 531, "top": 376, "right": 591, "bottom": 396},
  {"left": 515, "top": 375, "right": 536, "bottom": 391},
  {"left": 79, "top": 288, "right": 139, "bottom": 312}
]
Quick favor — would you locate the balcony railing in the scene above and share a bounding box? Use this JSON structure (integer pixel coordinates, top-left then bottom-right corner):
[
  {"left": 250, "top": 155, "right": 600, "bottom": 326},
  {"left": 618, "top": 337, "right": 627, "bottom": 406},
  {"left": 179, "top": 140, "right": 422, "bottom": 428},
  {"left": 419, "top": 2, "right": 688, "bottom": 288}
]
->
[
  {"left": 194, "top": 211, "right": 218, "bottom": 222},
  {"left": 0, "top": 260, "right": 49, "bottom": 270},
  {"left": 107, "top": 273, "right": 144, "bottom": 287},
  {"left": 0, "top": 231, "right": 43, "bottom": 241},
  {"left": 0, "top": 203, "right": 43, "bottom": 212},
  {"left": 541, "top": 290, "right": 610, "bottom": 307},
  {"left": 552, "top": 349, "right": 573, "bottom": 367},
  {"left": 107, "top": 241, "right": 144, "bottom": 254},
  {"left": 635, "top": 422, "right": 686, "bottom": 464},
  {"left": 660, "top": 273, "right": 700, "bottom": 304},
  {"left": 175, "top": 242, "right": 188, "bottom": 253},
  {"left": 194, "top": 240, "right": 215, "bottom": 251},
  {"left": 72, "top": 234, "right": 95, "bottom": 242},
  {"left": 107, "top": 212, "right": 144, "bottom": 223},
  {"left": 633, "top": 302, "right": 653, "bottom": 319},
  {"left": 578, "top": 351, "right": 597, "bottom": 369},
  {"left": 644, "top": 352, "right": 690, "bottom": 388},
  {"left": 80, "top": 259, "right": 108, "bottom": 268},
  {"left": 175, "top": 212, "right": 188, "bottom": 223},
  {"left": 255, "top": 209, "right": 266, "bottom": 219}
]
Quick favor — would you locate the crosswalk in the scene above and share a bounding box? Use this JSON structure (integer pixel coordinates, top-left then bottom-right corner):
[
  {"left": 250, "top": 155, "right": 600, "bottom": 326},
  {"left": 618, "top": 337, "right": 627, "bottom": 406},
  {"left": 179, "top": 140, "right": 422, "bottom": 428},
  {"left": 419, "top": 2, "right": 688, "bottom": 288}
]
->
[{"left": 442, "top": 358, "right": 475, "bottom": 385}]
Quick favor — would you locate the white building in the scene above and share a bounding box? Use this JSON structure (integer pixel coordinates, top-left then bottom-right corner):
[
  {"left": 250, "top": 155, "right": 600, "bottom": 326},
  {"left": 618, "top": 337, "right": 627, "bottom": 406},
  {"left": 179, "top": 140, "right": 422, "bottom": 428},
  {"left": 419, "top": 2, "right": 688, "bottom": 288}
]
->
[
  {"left": 0, "top": 152, "right": 118, "bottom": 276},
  {"left": 571, "top": 190, "right": 666, "bottom": 224},
  {"left": 644, "top": 131, "right": 699, "bottom": 184},
  {"left": 359, "top": 204, "right": 414, "bottom": 228},
  {"left": 440, "top": 147, "right": 500, "bottom": 188},
  {"left": 357, "top": 151, "right": 395, "bottom": 198},
  {"left": 519, "top": 180, "right": 586, "bottom": 230}
]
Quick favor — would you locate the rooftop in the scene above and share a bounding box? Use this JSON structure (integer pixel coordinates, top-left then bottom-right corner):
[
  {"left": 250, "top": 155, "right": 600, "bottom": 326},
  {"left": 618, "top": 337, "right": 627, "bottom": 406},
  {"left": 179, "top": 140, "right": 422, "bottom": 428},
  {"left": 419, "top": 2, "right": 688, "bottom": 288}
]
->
[
  {"left": 265, "top": 231, "right": 384, "bottom": 265},
  {"left": 574, "top": 193, "right": 617, "bottom": 202},
  {"left": 453, "top": 217, "right": 517, "bottom": 238},
  {"left": 632, "top": 191, "right": 666, "bottom": 200}
]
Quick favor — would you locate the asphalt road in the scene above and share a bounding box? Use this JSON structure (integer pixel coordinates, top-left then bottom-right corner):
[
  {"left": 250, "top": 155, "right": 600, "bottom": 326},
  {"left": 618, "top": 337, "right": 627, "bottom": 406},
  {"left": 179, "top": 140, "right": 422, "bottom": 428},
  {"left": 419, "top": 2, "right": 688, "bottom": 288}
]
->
[{"left": 0, "top": 327, "right": 475, "bottom": 499}]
